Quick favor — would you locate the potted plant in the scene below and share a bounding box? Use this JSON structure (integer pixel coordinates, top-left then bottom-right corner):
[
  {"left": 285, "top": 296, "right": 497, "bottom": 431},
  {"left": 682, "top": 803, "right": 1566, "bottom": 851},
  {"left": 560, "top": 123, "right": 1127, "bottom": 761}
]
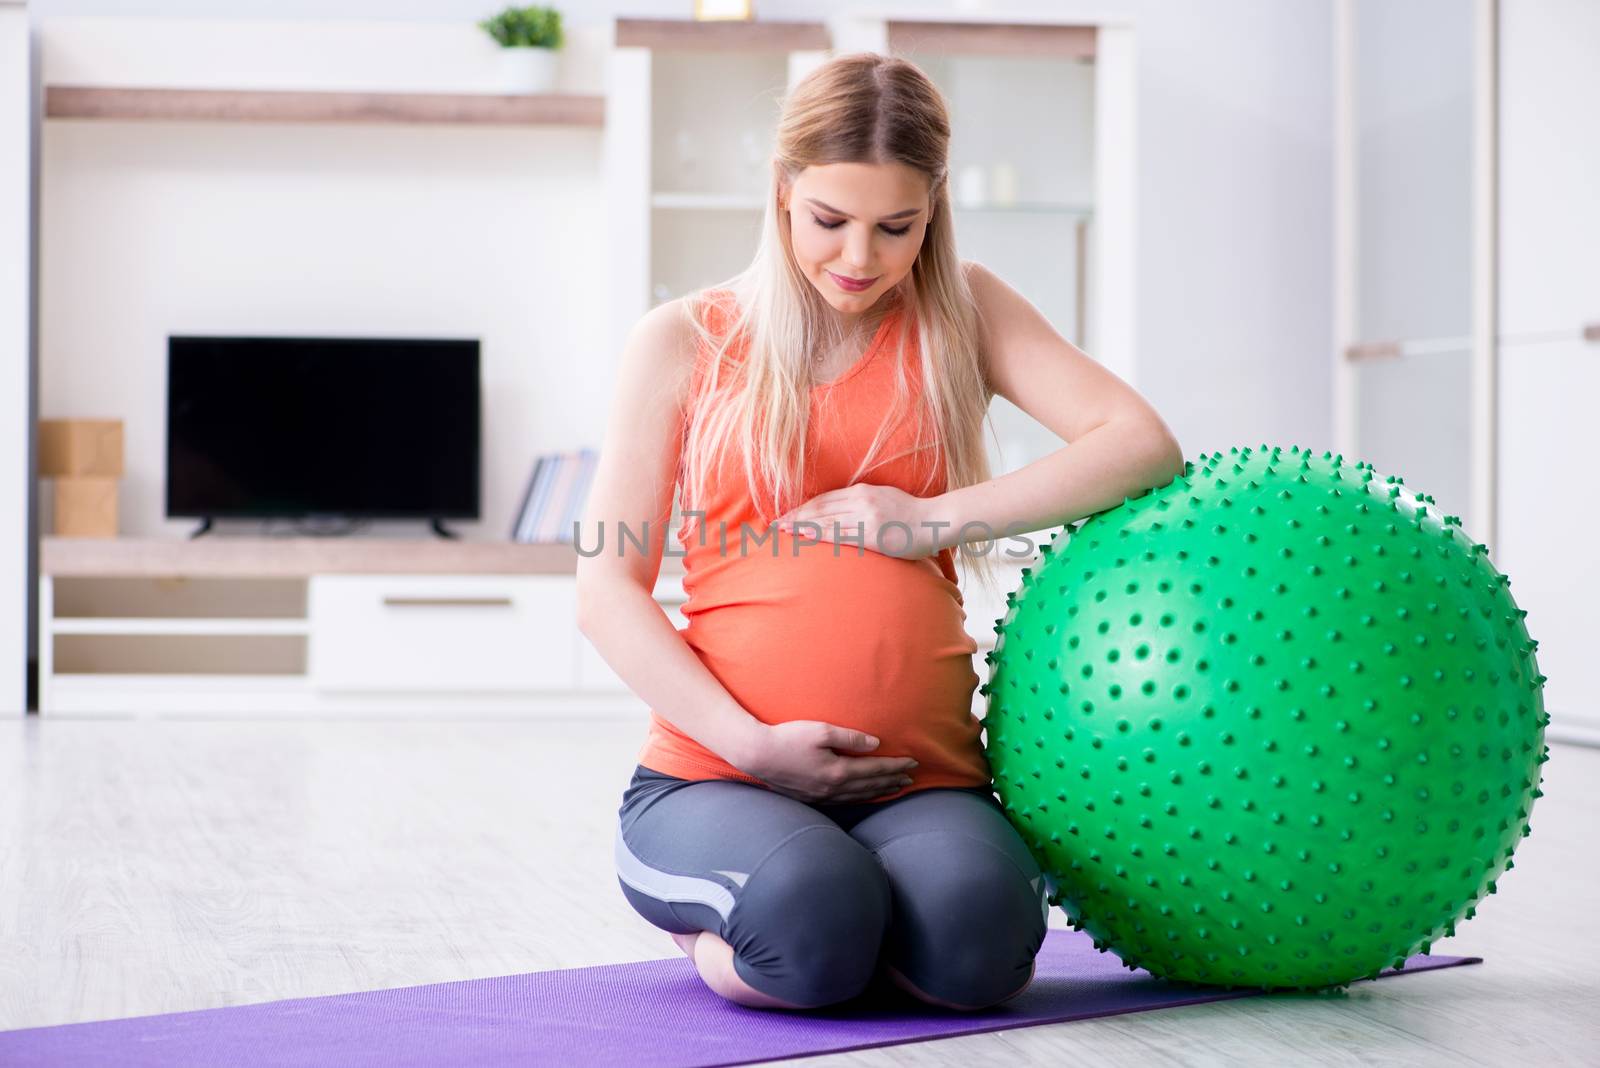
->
[{"left": 479, "top": 5, "right": 564, "bottom": 94}]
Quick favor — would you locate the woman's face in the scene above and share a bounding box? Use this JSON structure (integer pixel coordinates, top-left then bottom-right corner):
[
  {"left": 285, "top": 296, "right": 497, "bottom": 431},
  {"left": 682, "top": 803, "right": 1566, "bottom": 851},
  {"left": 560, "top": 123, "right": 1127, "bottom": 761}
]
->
[{"left": 781, "top": 161, "right": 931, "bottom": 316}]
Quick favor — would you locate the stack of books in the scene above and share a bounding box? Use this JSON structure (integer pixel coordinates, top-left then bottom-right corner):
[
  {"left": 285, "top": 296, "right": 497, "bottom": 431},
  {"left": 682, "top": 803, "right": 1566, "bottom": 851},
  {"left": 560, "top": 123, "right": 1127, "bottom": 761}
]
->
[{"left": 512, "top": 447, "right": 598, "bottom": 544}]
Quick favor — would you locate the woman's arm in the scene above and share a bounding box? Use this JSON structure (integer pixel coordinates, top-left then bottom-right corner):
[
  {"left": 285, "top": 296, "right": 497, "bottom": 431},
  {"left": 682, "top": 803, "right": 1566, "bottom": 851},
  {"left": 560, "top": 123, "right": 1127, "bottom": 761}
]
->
[
  {"left": 574, "top": 299, "right": 766, "bottom": 769},
  {"left": 925, "top": 260, "right": 1186, "bottom": 551}
]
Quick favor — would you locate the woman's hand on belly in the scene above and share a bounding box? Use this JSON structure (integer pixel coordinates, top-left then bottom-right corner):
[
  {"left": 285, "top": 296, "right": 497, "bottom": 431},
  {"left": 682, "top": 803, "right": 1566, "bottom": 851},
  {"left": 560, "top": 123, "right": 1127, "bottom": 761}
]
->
[
  {"left": 736, "top": 720, "right": 920, "bottom": 804},
  {"left": 774, "top": 483, "right": 943, "bottom": 559}
]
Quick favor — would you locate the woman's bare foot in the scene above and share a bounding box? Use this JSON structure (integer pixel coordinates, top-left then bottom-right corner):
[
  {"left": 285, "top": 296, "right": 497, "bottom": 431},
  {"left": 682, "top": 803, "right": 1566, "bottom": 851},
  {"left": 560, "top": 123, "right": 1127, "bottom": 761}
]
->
[{"left": 668, "top": 930, "right": 809, "bottom": 1010}]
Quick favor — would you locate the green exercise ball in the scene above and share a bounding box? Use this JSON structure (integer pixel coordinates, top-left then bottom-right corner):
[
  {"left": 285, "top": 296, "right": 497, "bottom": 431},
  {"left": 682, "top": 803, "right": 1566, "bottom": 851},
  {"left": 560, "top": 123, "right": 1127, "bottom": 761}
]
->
[{"left": 982, "top": 444, "right": 1548, "bottom": 991}]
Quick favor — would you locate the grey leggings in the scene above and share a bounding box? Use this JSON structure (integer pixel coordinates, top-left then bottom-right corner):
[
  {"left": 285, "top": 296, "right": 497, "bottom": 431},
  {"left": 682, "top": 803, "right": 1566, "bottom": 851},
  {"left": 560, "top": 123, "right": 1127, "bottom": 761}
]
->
[{"left": 614, "top": 764, "right": 1050, "bottom": 1010}]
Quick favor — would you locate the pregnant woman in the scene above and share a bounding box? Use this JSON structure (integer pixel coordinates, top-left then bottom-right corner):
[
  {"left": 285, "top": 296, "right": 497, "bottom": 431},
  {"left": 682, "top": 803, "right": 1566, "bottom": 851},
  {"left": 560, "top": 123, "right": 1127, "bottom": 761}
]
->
[{"left": 577, "top": 52, "right": 1184, "bottom": 1012}]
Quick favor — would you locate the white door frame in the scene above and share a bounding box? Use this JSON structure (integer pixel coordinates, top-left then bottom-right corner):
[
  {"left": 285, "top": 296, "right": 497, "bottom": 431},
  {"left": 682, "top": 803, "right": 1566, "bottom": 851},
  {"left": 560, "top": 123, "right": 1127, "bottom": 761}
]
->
[{"left": 1, "top": 0, "right": 33, "bottom": 716}]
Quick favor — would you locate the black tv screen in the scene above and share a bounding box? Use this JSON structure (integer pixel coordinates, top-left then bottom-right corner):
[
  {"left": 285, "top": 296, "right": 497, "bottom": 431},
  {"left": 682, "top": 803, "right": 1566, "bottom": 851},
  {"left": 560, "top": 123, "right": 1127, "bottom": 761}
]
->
[{"left": 166, "top": 336, "right": 480, "bottom": 520}]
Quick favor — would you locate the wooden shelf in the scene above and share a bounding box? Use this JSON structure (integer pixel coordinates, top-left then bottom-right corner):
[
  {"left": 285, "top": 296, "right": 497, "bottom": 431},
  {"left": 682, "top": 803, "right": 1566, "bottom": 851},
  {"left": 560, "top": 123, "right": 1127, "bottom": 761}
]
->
[
  {"left": 40, "top": 536, "right": 688, "bottom": 578},
  {"left": 43, "top": 86, "right": 606, "bottom": 127},
  {"left": 51, "top": 618, "right": 312, "bottom": 637},
  {"left": 615, "top": 18, "right": 827, "bottom": 52},
  {"left": 887, "top": 20, "right": 1097, "bottom": 59}
]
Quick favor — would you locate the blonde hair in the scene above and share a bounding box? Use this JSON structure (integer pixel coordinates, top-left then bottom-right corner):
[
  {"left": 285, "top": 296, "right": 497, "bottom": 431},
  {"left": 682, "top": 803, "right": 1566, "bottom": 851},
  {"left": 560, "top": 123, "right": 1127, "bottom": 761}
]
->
[{"left": 675, "top": 52, "right": 1003, "bottom": 594}]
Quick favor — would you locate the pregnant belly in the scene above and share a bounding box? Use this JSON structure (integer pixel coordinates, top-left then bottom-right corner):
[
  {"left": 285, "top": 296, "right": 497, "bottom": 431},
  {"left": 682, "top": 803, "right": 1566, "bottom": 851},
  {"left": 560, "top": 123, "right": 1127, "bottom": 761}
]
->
[{"left": 680, "top": 540, "right": 989, "bottom": 784}]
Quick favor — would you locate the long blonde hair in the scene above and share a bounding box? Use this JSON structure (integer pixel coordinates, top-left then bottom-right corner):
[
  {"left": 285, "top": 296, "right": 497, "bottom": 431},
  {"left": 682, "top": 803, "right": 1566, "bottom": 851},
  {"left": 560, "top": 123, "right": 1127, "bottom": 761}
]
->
[{"left": 675, "top": 52, "right": 1002, "bottom": 593}]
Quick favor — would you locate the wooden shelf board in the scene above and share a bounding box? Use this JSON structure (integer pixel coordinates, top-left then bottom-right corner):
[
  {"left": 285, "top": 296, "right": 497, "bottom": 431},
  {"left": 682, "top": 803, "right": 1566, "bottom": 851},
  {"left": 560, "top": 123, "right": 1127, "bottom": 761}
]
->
[
  {"left": 46, "top": 673, "right": 311, "bottom": 689},
  {"left": 44, "top": 86, "right": 606, "bottom": 127},
  {"left": 50, "top": 618, "right": 312, "bottom": 637},
  {"left": 614, "top": 17, "right": 827, "bottom": 52},
  {"left": 887, "top": 20, "right": 1097, "bottom": 59},
  {"left": 39, "top": 536, "right": 679, "bottom": 578}
]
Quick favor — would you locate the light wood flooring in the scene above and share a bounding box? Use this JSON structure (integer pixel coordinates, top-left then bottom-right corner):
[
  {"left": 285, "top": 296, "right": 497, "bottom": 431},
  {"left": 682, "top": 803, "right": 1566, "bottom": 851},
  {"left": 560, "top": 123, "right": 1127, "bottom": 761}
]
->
[{"left": 1, "top": 715, "right": 1596, "bottom": 1066}]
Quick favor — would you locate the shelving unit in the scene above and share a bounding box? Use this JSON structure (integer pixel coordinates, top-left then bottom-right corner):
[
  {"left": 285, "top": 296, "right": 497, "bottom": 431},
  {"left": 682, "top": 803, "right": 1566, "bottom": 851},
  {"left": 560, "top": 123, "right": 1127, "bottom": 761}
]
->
[
  {"left": 852, "top": 14, "right": 1120, "bottom": 474},
  {"left": 606, "top": 13, "right": 1119, "bottom": 480}
]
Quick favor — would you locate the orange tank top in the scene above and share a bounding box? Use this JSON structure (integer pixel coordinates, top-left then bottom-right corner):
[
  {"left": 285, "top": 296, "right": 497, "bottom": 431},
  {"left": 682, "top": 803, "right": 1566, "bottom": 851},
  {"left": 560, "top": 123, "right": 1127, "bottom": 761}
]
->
[{"left": 633, "top": 288, "right": 990, "bottom": 801}]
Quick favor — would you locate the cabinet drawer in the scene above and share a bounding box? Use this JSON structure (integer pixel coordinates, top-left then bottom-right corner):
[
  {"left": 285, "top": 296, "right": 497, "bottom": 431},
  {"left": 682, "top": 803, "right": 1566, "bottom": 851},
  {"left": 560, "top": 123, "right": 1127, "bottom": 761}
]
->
[{"left": 309, "top": 575, "right": 576, "bottom": 692}]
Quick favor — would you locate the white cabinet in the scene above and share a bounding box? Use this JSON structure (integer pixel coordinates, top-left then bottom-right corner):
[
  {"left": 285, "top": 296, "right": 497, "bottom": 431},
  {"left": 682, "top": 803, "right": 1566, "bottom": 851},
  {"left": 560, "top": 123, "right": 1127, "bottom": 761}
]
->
[
  {"left": 37, "top": 547, "right": 690, "bottom": 716},
  {"left": 308, "top": 575, "right": 579, "bottom": 693}
]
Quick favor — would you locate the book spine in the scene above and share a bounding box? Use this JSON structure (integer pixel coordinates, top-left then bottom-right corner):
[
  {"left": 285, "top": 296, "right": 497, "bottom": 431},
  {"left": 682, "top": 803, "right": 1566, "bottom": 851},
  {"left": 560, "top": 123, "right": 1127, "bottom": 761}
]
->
[
  {"left": 537, "top": 451, "right": 582, "bottom": 542},
  {"left": 520, "top": 455, "right": 559, "bottom": 543},
  {"left": 556, "top": 448, "right": 598, "bottom": 544},
  {"left": 511, "top": 456, "right": 546, "bottom": 542}
]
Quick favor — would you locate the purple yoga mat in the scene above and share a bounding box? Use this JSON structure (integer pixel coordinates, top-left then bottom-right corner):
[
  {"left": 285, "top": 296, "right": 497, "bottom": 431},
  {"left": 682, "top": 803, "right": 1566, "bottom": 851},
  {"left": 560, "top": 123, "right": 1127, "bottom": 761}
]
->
[{"left": 1, "top": 928, "right": 1479, "bottom": 1068}]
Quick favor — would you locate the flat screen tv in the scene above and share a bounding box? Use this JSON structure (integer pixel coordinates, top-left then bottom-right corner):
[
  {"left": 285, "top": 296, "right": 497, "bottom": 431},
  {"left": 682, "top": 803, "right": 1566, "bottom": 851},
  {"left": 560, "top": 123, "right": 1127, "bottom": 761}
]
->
[{"left": 166, "top": 335, "right": 481, "bottom": 524}]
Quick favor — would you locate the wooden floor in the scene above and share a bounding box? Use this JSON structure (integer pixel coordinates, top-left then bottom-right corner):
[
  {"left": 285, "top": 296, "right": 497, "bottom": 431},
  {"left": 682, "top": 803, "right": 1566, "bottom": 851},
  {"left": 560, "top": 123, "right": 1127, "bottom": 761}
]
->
[{"left": 1, "top": 715, "right": 1596, "bottom": 1066}]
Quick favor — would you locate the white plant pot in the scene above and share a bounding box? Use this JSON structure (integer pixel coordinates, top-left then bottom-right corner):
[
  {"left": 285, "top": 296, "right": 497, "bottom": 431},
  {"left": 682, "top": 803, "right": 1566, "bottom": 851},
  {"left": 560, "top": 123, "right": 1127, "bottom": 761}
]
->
[{"left": 497, "top": 47, "right": 558, "bottom": 94}]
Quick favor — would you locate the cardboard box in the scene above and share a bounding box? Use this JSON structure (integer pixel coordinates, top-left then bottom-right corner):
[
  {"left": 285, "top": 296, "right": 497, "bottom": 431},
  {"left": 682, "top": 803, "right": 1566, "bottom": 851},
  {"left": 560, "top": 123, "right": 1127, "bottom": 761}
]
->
[
  {"left": 39, "top": 419, "right": 124, "bottom": 478},
  {"left": 53, "top": 476, "right": 119, "bottom": 538}
]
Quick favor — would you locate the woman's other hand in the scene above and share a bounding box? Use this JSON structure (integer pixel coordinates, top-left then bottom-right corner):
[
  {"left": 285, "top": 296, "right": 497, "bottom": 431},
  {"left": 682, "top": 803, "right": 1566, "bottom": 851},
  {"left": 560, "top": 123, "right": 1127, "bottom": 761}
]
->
[{"left": 731, "top": 721, "right": 918, "bottom": 803}]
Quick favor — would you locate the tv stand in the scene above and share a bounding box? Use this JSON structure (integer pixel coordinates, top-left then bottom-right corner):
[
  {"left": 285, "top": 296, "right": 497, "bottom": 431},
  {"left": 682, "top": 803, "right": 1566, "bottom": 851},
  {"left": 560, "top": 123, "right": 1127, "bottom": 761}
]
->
[
  {"left": 36, "top": 536, "right": 691, "bottom": 718},
  {"left": 188, "top": 518, "right": 213, "bottom": 539},
  {"left": 430, "top": 519, "right": 460, "bottom": 539}
]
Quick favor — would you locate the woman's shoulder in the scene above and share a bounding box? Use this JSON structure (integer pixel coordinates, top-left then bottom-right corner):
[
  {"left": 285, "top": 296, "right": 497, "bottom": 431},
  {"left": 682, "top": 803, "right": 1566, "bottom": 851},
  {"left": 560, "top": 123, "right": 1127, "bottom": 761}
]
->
[
  {"left": 959, "top": 258, "right": 996, "bottom": 307},
  {"left": 633, "top": 290, "right": 746, "bottom": 400},
  {"left": 618, "top": 298, "right": 703, "bottom": 408},
  {"left": 633, "top": 288, "right": 735, "bottom": 339}
]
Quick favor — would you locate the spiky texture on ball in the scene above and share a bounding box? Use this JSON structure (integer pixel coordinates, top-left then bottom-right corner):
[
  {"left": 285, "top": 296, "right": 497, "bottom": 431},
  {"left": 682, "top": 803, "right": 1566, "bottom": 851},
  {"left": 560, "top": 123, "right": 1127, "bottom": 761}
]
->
[{"left": 983, "top": 445, "right": 1548, "bottom": 991}]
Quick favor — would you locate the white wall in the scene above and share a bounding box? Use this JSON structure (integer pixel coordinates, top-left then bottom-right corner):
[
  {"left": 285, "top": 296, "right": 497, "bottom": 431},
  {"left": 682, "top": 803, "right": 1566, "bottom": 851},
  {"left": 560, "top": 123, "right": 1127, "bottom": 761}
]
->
[
  {"left": 1111, "top": 1, "right": 1333, "bottom": 456},
  {"left": 2, "top": 0, "right": 33, "bottom": 715}
]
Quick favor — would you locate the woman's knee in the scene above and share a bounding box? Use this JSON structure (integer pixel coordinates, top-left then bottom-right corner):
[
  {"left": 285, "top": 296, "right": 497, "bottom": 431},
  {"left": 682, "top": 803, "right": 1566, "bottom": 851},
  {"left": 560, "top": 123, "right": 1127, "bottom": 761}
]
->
[
  {"left": 879, "top": 839, "right": 1047, "bottom": 1009},
  {"left": 724, "top": 825, "right": 892, "bottom": 1008}
]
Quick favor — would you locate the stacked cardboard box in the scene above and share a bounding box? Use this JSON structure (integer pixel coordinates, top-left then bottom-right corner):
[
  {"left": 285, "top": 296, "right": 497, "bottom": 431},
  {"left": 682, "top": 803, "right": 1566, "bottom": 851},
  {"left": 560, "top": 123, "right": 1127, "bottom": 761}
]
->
[{"left": 39, "top": 419, "right": 123, "bottom": 537}]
